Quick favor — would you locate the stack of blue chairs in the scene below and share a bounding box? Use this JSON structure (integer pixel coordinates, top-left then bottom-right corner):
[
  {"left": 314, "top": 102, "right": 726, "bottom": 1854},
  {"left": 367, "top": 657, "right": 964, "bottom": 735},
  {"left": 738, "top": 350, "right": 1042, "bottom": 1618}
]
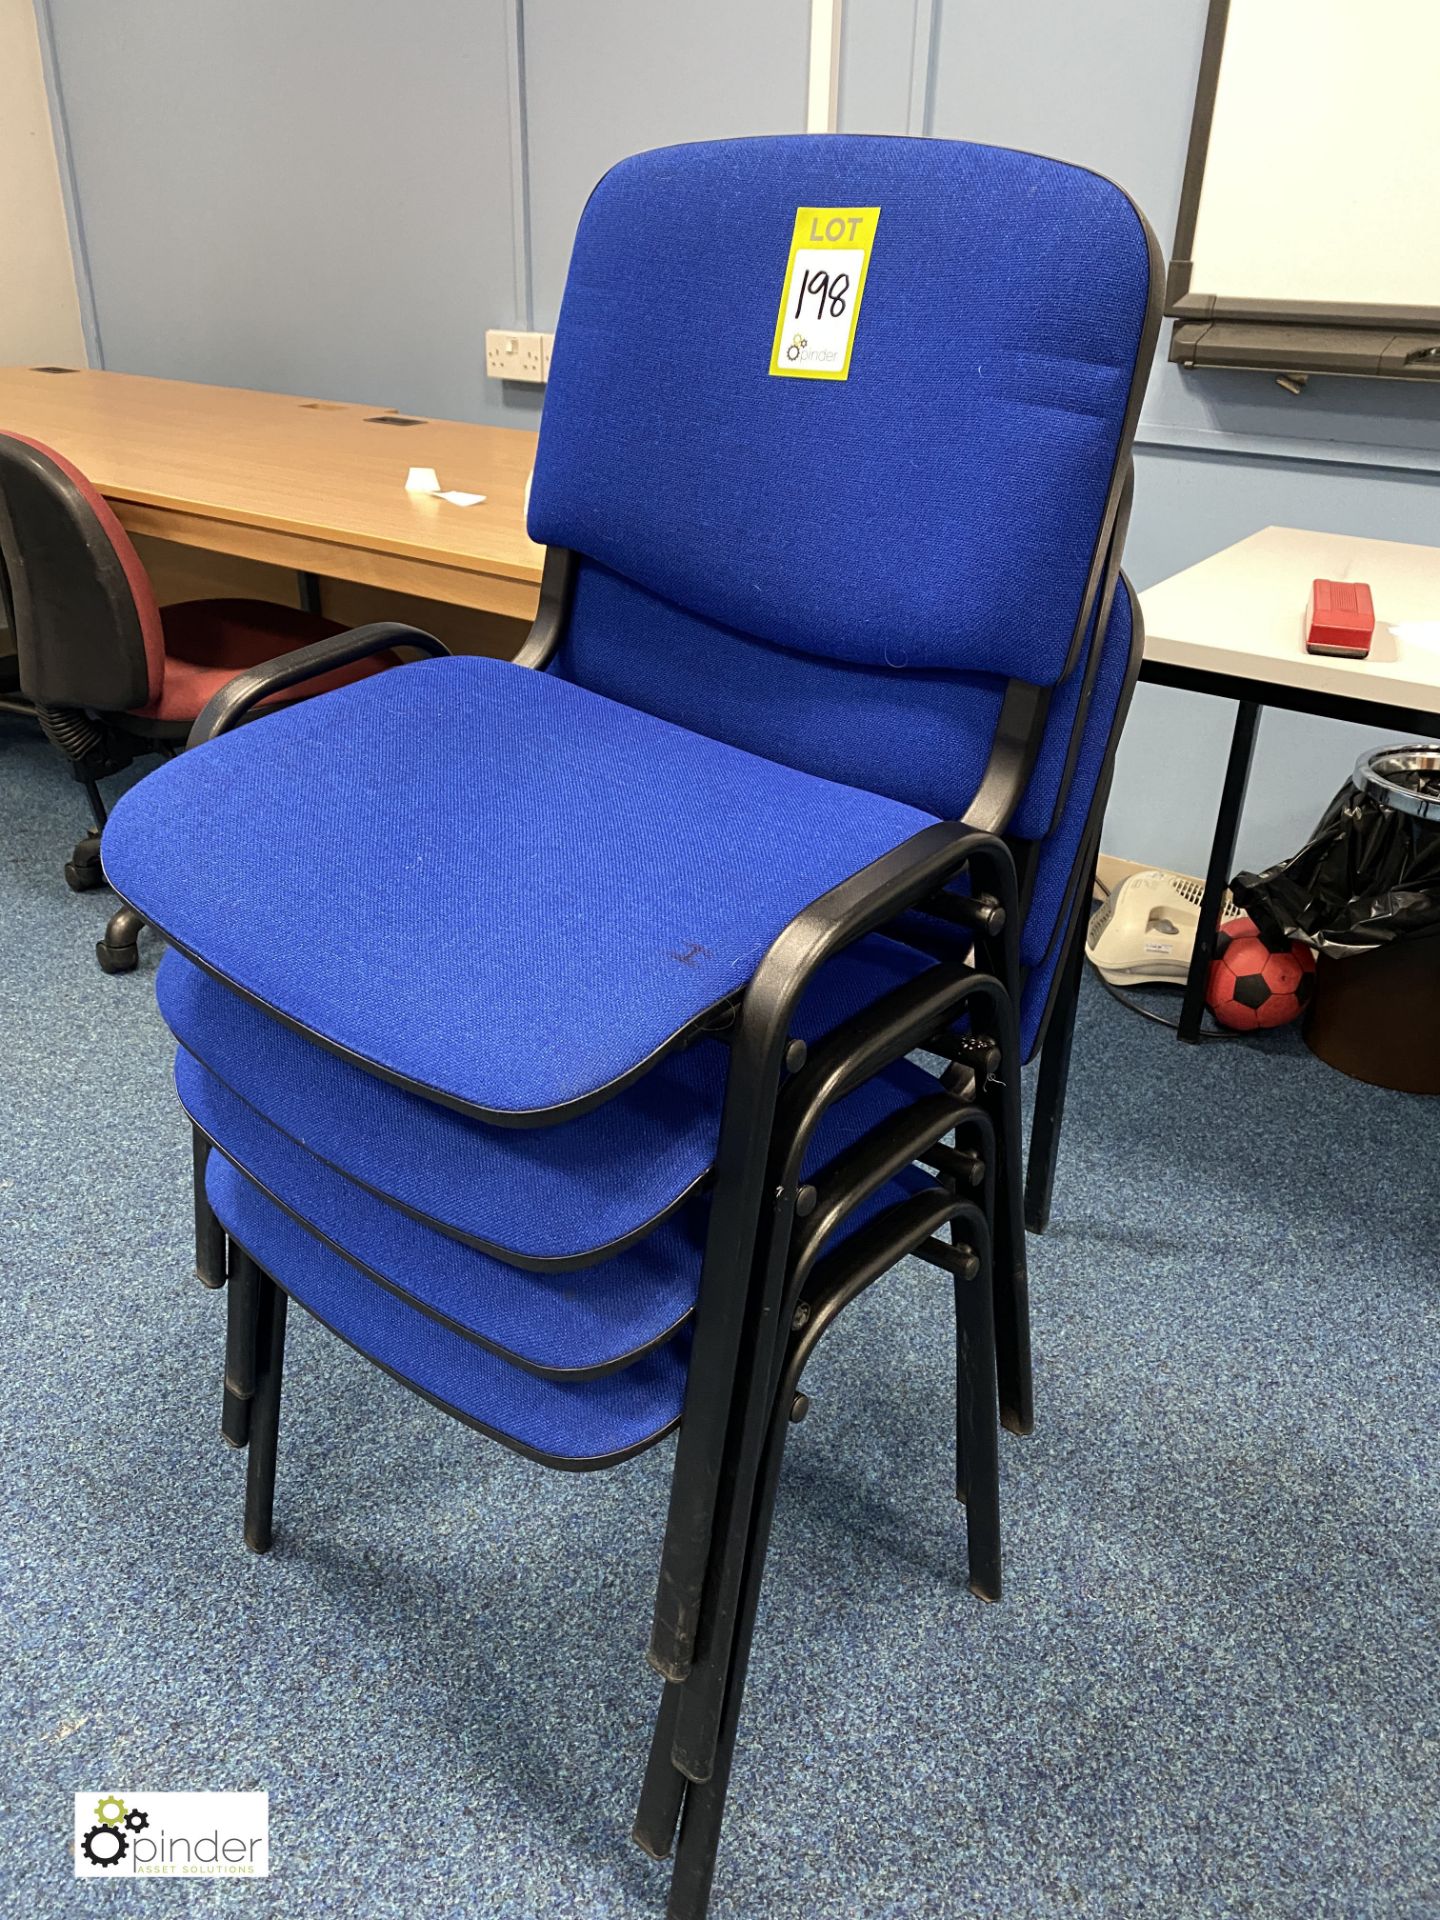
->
[{"left": 102, "top": 135, "right": 1157, "bottom": 1920}]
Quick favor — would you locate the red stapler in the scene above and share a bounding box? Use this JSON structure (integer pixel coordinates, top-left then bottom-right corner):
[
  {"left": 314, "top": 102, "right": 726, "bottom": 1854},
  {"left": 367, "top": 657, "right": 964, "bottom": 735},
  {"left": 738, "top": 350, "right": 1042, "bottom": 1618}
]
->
[{"left": 1306, "top": 579, "right": 1374, "bottom": 658}]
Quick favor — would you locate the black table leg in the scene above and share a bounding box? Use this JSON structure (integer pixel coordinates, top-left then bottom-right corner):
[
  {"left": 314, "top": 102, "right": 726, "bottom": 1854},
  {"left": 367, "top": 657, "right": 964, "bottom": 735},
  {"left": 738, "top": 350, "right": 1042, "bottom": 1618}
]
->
[
  {"left": 1177, "top": 698, "right": 1261, "bottom": 1044},
  {"left": 296, "top": 571, "right": 323, "bottom": 616}
]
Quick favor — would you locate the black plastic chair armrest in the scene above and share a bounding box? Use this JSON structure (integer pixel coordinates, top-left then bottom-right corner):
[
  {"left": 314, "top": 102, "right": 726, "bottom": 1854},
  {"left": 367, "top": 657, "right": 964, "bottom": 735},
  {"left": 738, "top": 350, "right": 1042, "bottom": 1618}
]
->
[
  {"left": 511, "top": 547, "right": 577, "bottom": 670},
  {"left": 649, "top": 820, "right": 1017, "bottom": 1681},
  {"left": 187, "top": 623, "right": 450, "bottom": 748}
]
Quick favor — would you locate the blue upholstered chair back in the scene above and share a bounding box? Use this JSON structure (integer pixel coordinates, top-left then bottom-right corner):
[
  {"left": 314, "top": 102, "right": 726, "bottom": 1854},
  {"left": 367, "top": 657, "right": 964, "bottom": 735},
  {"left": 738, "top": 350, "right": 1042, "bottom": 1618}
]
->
[{"left": 530, "top": 135, "right": 1157, "bottom": 826}]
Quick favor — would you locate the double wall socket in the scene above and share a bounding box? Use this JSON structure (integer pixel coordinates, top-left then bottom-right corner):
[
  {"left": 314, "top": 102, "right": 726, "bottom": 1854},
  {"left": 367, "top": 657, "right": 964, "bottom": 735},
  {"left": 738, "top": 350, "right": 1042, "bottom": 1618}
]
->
[{"left": 485, "top": 329, "right": 554, "bottom": 384}]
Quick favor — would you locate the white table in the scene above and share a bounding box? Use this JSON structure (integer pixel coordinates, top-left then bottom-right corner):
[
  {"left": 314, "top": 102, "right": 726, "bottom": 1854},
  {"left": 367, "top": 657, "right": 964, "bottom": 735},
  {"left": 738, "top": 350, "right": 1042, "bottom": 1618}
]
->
[{"left": 1137, "top": 526, "right": 1440, "bottom": 1040}]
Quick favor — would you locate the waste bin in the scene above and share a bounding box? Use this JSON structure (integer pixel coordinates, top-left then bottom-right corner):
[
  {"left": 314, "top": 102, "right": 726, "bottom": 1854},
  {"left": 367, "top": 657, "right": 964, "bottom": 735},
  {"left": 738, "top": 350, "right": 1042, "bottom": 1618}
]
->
[{"left": 1232, "top": 744, "right": 1440, "bottom": 1094}]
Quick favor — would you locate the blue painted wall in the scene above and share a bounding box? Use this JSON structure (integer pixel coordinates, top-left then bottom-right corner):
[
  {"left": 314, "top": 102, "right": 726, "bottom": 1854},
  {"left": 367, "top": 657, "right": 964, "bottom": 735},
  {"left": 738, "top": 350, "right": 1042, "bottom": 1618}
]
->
[{"left": 34, "top": 0, "right": 1440, "bottom": 872}]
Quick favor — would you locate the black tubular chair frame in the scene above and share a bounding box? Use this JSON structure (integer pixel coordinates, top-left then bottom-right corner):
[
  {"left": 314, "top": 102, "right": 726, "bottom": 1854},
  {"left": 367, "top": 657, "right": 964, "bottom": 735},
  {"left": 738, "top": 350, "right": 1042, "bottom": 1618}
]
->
[
  {"left": 639, "top": 1198, "right": 1002, "bottom": 1918},
  {"left": 658, "top": 968, "right": 1020, "bottom": 1788},
  {"left": 647, "top": 1102, "right": 1002, "bottom": 1815},
  {"left": 193, "top": 1129, "right": 228, "bottom": 1289}
]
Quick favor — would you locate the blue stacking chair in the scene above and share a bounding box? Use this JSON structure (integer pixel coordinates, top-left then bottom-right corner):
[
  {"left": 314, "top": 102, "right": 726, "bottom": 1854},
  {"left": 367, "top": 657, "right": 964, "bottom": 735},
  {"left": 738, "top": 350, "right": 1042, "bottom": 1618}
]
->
[{"left": 101, "top": 135, "right": 1158, "bottom": 1919}]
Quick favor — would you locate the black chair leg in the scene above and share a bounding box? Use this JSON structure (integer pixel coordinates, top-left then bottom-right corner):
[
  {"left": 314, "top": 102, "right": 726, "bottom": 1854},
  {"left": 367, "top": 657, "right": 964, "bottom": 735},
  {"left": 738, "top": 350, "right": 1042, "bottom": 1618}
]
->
[
  {"left": 666, "top": 1748, "right": 725, "bottom": 1919},
  {"left": 96, "top": 902, "right": 146, "bottom": 974},
  {"left": 657, "top": 1198, "right": 1002, "bottom": 1914},
  {"left": 1023, "top": 879, "right": 1090, "bottom": 1235},
  {"left": 934, "top": 998, "right": 1031, "bottom": 1441},
  {"left": 633, "top": 1681, "right": 687, "bottom": 1861},
  {"left": 222, "top": 1247, "right": 259, "bottom": 1450},
  {"left": 953, "top": 1225, "right": 1001, "bottom": 1602},
  {"left": 81, "top": 775, "right": 108, "bottom": 825},
  {"left": 193, "top": 1131, "right": 227, "bottom": 1289},
  {"left": 984, "top": 1044, "right": 1032, "bottom": 1438},
  {"left": 243, "top": 1268, "right": 287, "bottom": 1553},
  {"left": 665, "top": 1372, "right": 796, "bottom": 1920}
]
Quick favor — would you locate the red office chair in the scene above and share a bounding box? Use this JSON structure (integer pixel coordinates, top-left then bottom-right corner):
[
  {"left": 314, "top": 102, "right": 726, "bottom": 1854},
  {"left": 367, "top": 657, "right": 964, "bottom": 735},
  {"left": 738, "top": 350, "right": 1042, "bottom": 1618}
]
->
[{"left": 0, "top": 432, "right": 390, "bottom": 972}]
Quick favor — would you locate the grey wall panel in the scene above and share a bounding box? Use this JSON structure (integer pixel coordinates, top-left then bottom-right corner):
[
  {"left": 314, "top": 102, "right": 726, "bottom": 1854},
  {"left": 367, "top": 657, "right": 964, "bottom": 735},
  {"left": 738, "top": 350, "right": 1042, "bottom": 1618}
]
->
[
  {"left": 43, "top": 0, "right": 529, "bottom": 426},
  {"left": 522, "top": 0, "right": 811, "bottom": 327},
  {"left": 837, "top": 0, "right": 919, "bottom": 134}
]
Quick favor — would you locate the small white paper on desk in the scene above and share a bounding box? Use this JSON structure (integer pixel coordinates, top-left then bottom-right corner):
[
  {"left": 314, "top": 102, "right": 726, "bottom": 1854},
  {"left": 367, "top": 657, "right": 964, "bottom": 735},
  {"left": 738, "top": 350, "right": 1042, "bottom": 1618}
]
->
[{"left": 404, "top": 467, "right": 485, "bottom": 506}]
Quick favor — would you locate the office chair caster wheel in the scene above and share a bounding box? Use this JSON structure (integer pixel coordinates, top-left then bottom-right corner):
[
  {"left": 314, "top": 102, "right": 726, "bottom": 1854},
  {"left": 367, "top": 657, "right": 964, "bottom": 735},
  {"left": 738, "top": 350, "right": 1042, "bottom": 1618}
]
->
[
  {"left": 65, "top": 856, "right": 105, "bottom": 892},
  {"left": 97, "top": 903, "right": 145, "bottom": 974},
  {"left": 96, "top": 937, "right": 138, "bottom": 974}
]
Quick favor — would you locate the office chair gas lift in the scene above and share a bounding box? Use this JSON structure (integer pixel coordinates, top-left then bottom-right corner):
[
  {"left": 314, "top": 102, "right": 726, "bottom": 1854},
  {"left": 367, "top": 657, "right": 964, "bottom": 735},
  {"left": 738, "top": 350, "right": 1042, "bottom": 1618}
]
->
[{"left": 101, "top": 134, "right": 1158, "bottom": 1918}]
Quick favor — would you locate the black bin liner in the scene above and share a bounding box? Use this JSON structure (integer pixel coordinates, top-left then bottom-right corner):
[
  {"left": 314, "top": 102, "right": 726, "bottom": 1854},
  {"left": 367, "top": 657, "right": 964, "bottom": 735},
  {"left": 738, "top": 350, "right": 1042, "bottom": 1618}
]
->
[{"left": 1231, "top": 745, "right": 1440, "bottom": 959}]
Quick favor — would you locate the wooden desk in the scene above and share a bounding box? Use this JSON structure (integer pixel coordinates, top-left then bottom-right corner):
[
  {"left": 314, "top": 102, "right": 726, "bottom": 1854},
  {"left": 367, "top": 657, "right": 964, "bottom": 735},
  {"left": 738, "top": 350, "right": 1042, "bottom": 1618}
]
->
[
  {"left": 0, "top": 366, "right": 543, "bottom": 621},
  {"left": 1138, "top": 526, "right": 1440, "bottom": 1040}
]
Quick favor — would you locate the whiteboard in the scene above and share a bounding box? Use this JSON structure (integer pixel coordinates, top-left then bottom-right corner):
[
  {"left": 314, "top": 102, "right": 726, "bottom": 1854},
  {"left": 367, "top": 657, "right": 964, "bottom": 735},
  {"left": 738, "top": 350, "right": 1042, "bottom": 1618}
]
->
[{"left": 1180, "top": 0, "right": 1440, "bottom": 319}]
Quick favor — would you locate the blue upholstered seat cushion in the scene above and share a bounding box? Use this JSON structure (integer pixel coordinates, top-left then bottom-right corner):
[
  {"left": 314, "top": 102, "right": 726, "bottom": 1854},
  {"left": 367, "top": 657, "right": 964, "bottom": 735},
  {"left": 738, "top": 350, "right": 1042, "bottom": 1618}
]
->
[
  {"left": 207, "top": 1156, "right": 691, "bottom": 1468},
  {"left": 179, "top": 1045, "right": 940, "bottom": 1376},
  {"left": 104, "top": 656, "right": 935, "bottom": 1121},
  {"left": 186, "top": 1050, "right": 699, "bottom": 1376},
  {"left": 158, "top": 932, "right": 941, "bottom": 1266}
]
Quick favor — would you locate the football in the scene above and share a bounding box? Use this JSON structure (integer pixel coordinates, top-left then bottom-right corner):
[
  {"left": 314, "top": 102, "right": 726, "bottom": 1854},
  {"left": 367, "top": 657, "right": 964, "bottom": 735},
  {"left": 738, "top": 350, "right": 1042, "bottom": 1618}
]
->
[{"left": 1206, "top": 914, "right": 1317, "bottom": 1031}]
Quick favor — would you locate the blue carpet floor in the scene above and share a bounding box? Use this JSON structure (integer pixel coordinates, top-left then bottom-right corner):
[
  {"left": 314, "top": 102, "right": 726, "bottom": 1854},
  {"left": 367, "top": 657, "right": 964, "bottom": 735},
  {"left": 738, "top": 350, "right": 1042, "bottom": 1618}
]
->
[{"left": 3, "top": 711, "right": 1437, "bottom": 1918}]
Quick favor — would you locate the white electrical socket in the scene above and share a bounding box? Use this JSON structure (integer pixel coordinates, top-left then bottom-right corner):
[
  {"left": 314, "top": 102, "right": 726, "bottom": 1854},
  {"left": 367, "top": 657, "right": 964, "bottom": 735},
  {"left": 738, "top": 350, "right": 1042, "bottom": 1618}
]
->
[{"left": 485, "top": 329, "right": 554, "bottom": 385}]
